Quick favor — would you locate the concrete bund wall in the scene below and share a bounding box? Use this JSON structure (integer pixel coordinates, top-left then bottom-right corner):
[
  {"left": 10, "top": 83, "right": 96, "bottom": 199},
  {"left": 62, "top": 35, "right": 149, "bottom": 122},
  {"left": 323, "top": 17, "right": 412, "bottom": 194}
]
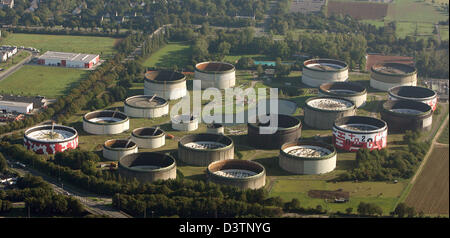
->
[{"left": 124, "top": 103, "right": 169, "bottom": 118}]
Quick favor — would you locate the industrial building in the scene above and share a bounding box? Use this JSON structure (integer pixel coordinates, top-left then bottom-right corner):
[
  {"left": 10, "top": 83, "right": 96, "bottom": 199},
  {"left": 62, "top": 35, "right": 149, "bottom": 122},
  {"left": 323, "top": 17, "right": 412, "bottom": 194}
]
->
[
  {"left": 333, "top": 116, "right": 388, "bottom": 152},
  {"left": 144, "top": 70, "right": 187, "bottom": 100},
  {"left": 102, "top": 139, "right": 138, "bottom": 161},
  {"left": 279, "top": 141, "right": 337, "bottom": 175},
  {"left": 124, "top": 95, "right": 169, "bottom": 118},
  {"left": 37, "top": 51, "right": 100, "bottom": 68},
  {"left": 24, "top": 124, "right": 78, "bottom": 155},
  {"left": 370, "top": 63, "right": 417, "bottom": 91},
  {"left": 172, "top": 114, "right": 198, "bottom": 131},
  {"left": 304, "top": 97, "right": 356, "bottom": 130},
  {"left": 247, "top": 114, "right": 302, "bottom": 149},
  {"left": 381, "top": 100, "right": 433, "bottom": 132},
  {"left": 178, "top": 133, "right": 234, "bottom": 166},
  {"left": 0, "top": 0, "right": 14, "bottom": 9},
  {"left": 194, "top": 62, "right": 236, "bottom": 89},
  {"left": 118, "top": 152, "right": 177, "bottom": 183},
  {"left": 83, "top": 110, "right": 129, "bottom": 135},
  {"left": 302, "top": 59, "right": 348, "bottom": 87},
  {"left": 0, "top": 100, "right": 33, "bottom": 114},
  {"left": 0, "top": 45, "right": 18, "bottom": 62},
  {"left": 318, "top": 82, "right": 367, "bottom": 108},
  {"left": 207, "top": 160, "right": 266, "bottom": 190},
  {"left": 131, "top": 127, "right": 165, "bottom": 149},
  {"left": 388, "top": 86, "right": 438, "bottom": 111}
]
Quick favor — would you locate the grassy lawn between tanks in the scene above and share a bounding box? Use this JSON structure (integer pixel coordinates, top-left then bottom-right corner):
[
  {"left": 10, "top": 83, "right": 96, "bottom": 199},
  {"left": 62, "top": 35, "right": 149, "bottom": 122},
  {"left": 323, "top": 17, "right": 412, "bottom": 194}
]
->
[
  {"left": 0, "top": 65, "right": 87, "bottom": 98},
  {"left": 2, "top": 33, "right": 118, "bottom": 58},
  {"left": 140, "top": 42, "right": 192, "bottom": 69}
]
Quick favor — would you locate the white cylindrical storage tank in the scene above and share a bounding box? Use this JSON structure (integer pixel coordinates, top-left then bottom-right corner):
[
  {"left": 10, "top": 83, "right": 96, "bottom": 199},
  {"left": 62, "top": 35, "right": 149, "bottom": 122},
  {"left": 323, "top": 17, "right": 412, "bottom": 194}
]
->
[
  {"left": 206, "top": 123, "right": 224, "bottom": 134},
  {"left": 388, "top": 86, "right": 438, "bottom": 111},
  {"left": 83, "top": 110, "right": 129, "bottom": 135},
  {"left": 318, "top": 82, "right": 367, "bottom": 108},
  {"left": 194, "top": 62, "right": 236, "bottom": 89},
  {"left": 124, "top": 95, "right": 169, "bottom": 118},
  {"left": 333, "top": 116, "right": 388, "bottom": 152},
  {"left": 370, "top": 63, "right": 417, "bottom": 91},
  {"left": 102, "top": 139, "right": 138, "bottom": 161},
  {"left": 24, "top": 124, "right": 78, "bottom": 155},
  {"left": 302, "top": 59, "right": 348, "bottom": 87},
  {"left": 279, "top": 141, "right": 337, "bottom": 175},
  {"left": 304, "top": 97, "right": 356, "bottom": 130},
  {"left": 171, "top": 114, "right": 199, "bottom": 131},
  {"left": 144, "top": 70, "right": 187, "bottom": 100},
  {"left": 131, "top": 127, "right": 166, "bottom": 149}
]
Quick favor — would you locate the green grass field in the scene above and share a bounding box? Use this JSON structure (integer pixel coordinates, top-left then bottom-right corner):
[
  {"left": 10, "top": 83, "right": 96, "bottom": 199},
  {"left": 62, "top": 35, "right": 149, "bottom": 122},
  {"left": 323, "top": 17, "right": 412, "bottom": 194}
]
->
[
  {"left": 386, "top": 0, "right": 448, "bottom": 23},
  {"left": 437, "top": 121, "right": 449, "bottom": 144},
  {"left": 0, "top": 65, "right": 87, "bottom": 98},
  {"left": 141, "top": 42, "right": 192, "bottom": 69},
  {"left": 1, "top": 33, "right": 118, "bottom": 58},
  {"left": 439, "top": 25, "right": 449, "bottom": 41}
]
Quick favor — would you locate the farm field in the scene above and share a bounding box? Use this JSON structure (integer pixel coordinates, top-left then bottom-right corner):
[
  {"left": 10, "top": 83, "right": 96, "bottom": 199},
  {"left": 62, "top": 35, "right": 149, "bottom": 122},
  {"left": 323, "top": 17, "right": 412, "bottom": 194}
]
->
[
  {"left": 404, "top": 145, "right": 449, "bottom": 216},
  {"left": 439, "top": 25, "right": 449, "bottom": 41},
  {"left": 0, "top": 65, "right": 87, "bottom": 98},
  {"left": 1, "top": 33, "right": 118, "bottom": 58},
  {"left": 327, "top": 0, "right": 389, "bottom": 20},
  {"left": 395, "top": 22, "right": 435, "bottom": 39},
  {"left": 386, "top": 0, "right": 448, "bottom": 23},
  {"left": 141, "top": 42, "right": 192, "bottom": 69}
]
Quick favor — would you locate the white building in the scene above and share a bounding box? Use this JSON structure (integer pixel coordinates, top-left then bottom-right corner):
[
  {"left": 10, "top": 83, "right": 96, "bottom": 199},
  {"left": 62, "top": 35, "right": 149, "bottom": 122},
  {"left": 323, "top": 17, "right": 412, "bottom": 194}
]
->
[
  {"left": 0, "top": 100, "right": 33, "bottom": 113},
  {"left": 38, "top": 51, "right": 100, "bottom": 68}
]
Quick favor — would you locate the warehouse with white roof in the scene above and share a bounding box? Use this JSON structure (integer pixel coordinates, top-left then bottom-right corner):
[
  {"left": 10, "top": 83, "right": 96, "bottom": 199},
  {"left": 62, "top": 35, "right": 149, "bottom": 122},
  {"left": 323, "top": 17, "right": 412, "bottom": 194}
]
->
[
  {"left": 37, "top": 51, "right": 100, "bottom": 68},
  {"left": 0, "top": 100, "right": 33, "bottom": 114}
]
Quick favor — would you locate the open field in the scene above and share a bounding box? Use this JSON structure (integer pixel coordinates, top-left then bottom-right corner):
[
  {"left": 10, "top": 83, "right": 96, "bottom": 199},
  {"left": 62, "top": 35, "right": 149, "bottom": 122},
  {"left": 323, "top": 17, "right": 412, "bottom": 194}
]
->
[
  {"left": 141, "top": 42, "right": 192, "bottom": 69},
  {"left": 404, "top": 145, "right": 449, "bottom": 215},
  {"left": 386, "top": 0, "right": 448, "bottom": 23},
  {"left": 270, "top": 179, "right": 406, "bottom": 214},
  {"left": 1, "top": 33, "right": 118, "bottom": 58},
  {"left": 0, "top": 51, "right": 31, "bottom": 71},
  {"left": 327, "top": 0, "right": 389, "bottom": 20},
  {"left": 439, "top": 25, "right": 449, "bottom": 41},
  {"left": 0, "top": 65, "right": 87, "bottom": 98},
  {"left": 396, "top": 22, "right": 435, "bottom": 38}
]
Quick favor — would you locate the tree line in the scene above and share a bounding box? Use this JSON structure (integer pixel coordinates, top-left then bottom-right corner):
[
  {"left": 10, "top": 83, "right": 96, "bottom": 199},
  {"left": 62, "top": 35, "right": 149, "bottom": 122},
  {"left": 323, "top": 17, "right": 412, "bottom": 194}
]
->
[{"left": 337, "top": 131, "right": 430, "bottom": 182}]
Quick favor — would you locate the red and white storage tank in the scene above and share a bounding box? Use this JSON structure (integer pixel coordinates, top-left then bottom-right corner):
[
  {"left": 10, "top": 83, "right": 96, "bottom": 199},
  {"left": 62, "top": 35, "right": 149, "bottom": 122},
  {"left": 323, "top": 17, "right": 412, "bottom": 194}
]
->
[
  {"left": 333, "top": 116, "right": 388, "bottom": 152},
  {"left": 24, "top": 125, "right": 79, "bottom": 155}
]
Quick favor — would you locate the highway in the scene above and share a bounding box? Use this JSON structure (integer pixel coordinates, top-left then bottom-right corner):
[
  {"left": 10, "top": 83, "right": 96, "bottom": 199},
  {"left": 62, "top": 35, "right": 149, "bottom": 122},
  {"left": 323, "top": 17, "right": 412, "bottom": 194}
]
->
[{"left": 8, "top": 161, "right": 131, "bottom": 218}]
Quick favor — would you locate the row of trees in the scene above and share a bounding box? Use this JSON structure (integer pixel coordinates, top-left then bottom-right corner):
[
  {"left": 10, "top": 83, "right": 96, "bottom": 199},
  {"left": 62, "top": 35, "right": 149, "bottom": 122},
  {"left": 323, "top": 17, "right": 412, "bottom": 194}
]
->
[
  {"left": 0, "top": 0, "right": 267, "bottom": 31},
  {"left": 337, "top": 131, "right": 430, "bottom": 181},
  {"left": 0, "top": 174, "right": 84, "bottom": 216}
]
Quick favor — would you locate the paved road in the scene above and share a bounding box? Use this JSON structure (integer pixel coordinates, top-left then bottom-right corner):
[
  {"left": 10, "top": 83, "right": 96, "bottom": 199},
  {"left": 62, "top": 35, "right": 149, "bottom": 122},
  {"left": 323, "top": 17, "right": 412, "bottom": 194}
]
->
[
  {"left": 0, "top": 51, "right": 34, "bottom": 82},
  {"left": 8, "top": 161, "right": 131, "bottom": 218}
]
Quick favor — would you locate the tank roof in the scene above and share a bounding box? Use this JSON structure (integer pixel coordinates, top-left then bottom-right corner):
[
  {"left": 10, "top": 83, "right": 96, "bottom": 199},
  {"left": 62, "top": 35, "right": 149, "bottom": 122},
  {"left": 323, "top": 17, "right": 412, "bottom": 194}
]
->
[
  {"left": 372, "top": 62, "right": 416, "bottom": 75},
  {"left": 306, "top": 97, "right": 355, "bottom": 111},
  {"left": 125, "top": 95, "right": 168, "bottom": 109}
]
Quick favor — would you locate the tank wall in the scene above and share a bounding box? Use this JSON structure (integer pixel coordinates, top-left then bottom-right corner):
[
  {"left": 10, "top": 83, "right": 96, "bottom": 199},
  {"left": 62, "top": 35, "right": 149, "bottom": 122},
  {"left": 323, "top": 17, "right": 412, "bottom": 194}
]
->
[
  {"left": 83, "top": 120, "right": 129, "bottom": 135},
  {"left": 178, "top": 146, "right": 234, "bottom": 166},
  {"left": 333, "top": 127, "right": 387, "bottom": 152},
  {"left": 304, "top": 108, "right": 356, "bottom": 130},
  {"left": 381, "top": 112, "right": 432, "bottom": 132},
  {"left": 208, "top": 173, "right": 266, "bottom": 190},
  {"left": 318, "top": 91, "right": 367, "bottom": 108},
  {"left": 302, "top": 68, "right": 348, "bottom": 87},
  {"left": 195, "top": 70, "right": 236, "bottom": 89},
  {"left": 24, "top": 137, "right": 78, "bottom": 155},
  {"left": 370, "top": 73, "right": 417, "bottom": 91},
  {"left": 278, "top": 153, "right": 336, "bottom": 174},
  {"left": 206, "top": 127, "right": 224, "bottom": 134},
  {"left": 144, "top": 81, "right": 186, "bottom": 100},
  {"left": 124, "top": 104, "right": 169, "bottom": 118},
  {"left": 247, "top": 127, "right": 302, "bottom": 149},
  {"left": 172, "top": 120, "right": 198, "bottom": 131},
  {"left": 103, "top": 147, "right": 138, "bottom": 161},
  {"left": 119, "top": 166, "right": 176, "bottom": 183},
  {"left": 389, "top": 95, "right": 437, "bottom": 112},
  {"left": 131, "top": 135, "right": 165, "bottom": 149}
]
